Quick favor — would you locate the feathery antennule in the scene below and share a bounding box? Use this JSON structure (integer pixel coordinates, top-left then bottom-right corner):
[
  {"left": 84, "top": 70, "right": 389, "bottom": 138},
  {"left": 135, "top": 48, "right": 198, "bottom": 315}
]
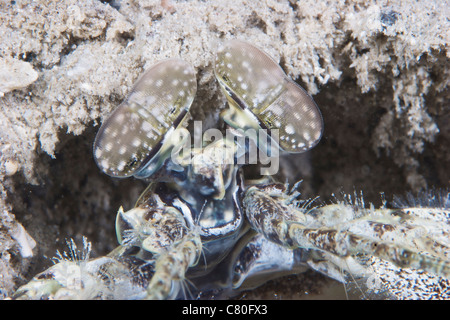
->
[
  {"left": 392, "top": 189, "right": 450, "bottom": 224},
  {"left": 53, "top": 237, "right": 92, "bottom": 264},
  {"left": 331, "top": 190, "right": 368, "bottom": 210},
  {"left": 393, "top": 188, "right": 450, "bottom": 210}
]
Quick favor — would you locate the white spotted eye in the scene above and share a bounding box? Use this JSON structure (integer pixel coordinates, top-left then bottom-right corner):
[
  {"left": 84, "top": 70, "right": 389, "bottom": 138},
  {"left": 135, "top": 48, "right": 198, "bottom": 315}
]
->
[
  {"left": 93, "top": 59, "right": 197, "bottom": 177},
  {"left": 215, "top": 40, "right": 323, "bottom": 153}
]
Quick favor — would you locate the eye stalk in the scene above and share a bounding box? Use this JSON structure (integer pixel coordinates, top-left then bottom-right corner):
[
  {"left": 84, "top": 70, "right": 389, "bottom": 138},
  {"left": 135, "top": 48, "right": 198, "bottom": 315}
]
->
[
  {"left": 214, "top": 40, "right": 323, "bottom": 154},
  {"left": 93, "top": 59, "right": 197, "bottom": 178}
]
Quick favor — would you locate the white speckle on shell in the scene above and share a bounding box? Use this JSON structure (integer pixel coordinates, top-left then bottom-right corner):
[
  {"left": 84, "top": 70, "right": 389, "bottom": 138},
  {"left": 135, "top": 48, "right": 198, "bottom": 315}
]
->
[
  {"left": 285, "top": 124, "right": 295, "bottom": 135},
  {"left": 214, "top": 40, "right": 323, "bottom": 153},
  {"left": 121, "top": 145, "right": 129, "bottom": 154},
  {"left": 93, "top": 59, "right": 197, "bottom": 178}
]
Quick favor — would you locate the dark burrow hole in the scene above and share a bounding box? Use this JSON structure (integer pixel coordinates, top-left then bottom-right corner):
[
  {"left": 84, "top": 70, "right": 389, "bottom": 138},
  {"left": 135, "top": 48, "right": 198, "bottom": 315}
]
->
[{"left": 7, "top": 126, "right": 146, "bottom": 283}]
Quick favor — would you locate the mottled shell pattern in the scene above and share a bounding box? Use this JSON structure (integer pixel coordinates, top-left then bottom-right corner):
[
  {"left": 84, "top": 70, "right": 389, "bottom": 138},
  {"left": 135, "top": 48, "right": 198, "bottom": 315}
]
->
[
  {"left": 215, "top": 40, "right": 323, "bottom": 153},
  {"left": 93, "top": 59, "right": 197, "bottom": 178}
]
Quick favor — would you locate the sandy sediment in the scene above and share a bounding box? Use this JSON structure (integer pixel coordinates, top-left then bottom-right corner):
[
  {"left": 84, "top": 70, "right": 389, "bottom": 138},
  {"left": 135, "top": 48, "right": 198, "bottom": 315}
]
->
[{"left": 0, "top": 0, "right": 448, "bottom": 298}]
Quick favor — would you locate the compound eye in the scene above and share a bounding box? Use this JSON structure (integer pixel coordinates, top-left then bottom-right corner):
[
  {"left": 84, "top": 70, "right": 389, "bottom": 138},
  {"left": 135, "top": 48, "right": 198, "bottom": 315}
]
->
[
  {"left": 93, "top": 59, "right": 197, "bottom": 177},
  {"left": 215, "top": 40, "right": 323, "bottom": 153}
]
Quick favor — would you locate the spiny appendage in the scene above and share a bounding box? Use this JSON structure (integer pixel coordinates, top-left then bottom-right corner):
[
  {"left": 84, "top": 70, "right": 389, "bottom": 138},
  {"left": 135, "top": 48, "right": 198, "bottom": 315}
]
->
[
  {"left": 13, "top": 264, "right": 68, "bottom": 300},
  {"left": 242, "top": 183, "right": 319, "bottom": 246},
  {"left": 393, "top": 189, "right": 450, "bottom": 215},
  {"left": 130, "top": 208, "right": 188, "bottom": 253},
  {"left": 389, "top": 190, "right": 450, "bottom": 257},
  {"left": 116, "top": 190, "right": 203, "bottom": 299},
  {"left": 12, "top": 238, "right": 127, "bottom": 300},
  {"left": 297, "top": 204, "right": 450, "bottom": 278},
  {"left": 312, "top": 190, "right": 450, "bottom": 260},
  {"left": 13, "top": 239, "right": 154, "bottom": 300},
  {"left": 145, "top": 231, "right": 202, "bottom": 300},
  {"left": 116, "top": 196, "right": 190, "bottom": 255},
  {"left": 289, "top": 225, "right": 450, "bottom": 279},
  {"left": 243, "top": 186, "right": 299, "bottom": 248},
  {"left": 13, "top": 238, "right": 91, "bottom": 299},
  {"left": 243, "top": 185, "right": 450, "bottom": 280}
]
